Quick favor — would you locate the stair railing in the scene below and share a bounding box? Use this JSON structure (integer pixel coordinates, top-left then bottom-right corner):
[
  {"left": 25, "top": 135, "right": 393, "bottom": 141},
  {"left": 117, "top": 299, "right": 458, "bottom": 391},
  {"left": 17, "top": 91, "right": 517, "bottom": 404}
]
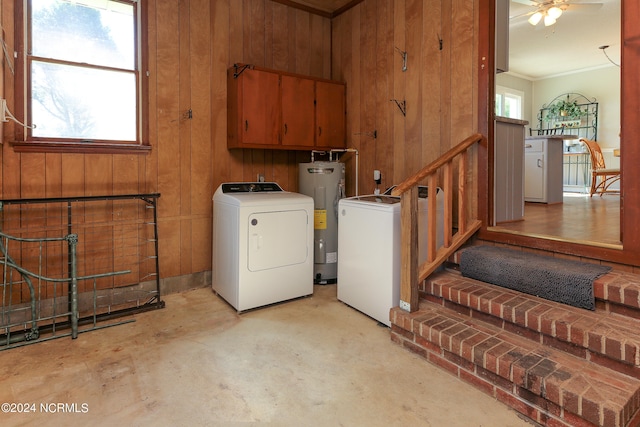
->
[{"left": 391, "top": 133, "right": 485, "bottom": 312}]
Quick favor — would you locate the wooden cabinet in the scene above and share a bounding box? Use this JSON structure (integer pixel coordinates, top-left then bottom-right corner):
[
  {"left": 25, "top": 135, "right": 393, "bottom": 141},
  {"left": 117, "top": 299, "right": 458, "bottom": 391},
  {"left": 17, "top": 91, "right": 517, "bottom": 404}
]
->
[
  {"left": 228, "top": 64, "right": 346, "bottom": 150},
  {"left": 524, "top": 137, "right": 564, "bottom": 204},
  {"left": 316, "top": 81, "right": 346, "bottom": 148},
  {"left": 281, "top": 75, "right": 315, "bottom": 147},
  {"left": 227, "top": 66, "right": 280, "bottom": 147}
]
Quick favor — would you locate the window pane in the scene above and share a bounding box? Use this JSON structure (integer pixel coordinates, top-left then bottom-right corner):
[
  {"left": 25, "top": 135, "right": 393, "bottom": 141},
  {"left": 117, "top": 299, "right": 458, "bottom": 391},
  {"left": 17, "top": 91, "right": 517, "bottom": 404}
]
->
[
  {"left": 31, "top": 61, "right": 136, "bottom": 141},
  {"left": 32, "top": 0, "right": 134, "bottom": 70},
  {"left": 495, "top": 94, "right": 503, "bottom": 116},
  {"left": 504, "top": 94, "right": 521, "bottom": 119}
]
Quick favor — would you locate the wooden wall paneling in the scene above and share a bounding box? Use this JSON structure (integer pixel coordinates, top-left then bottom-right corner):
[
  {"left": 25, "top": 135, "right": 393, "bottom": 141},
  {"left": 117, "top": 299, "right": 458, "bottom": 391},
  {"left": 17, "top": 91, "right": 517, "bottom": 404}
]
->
[
  {"left": 247, "top": 148, "right": 266, "bottom": 182},
  {"left": 449, "top": 0, "right": 475, "bottom": 143},
  {"left": 309, "top": 13, "right": 325, "bottom": 78},
  {"left": 270, "top": 2, "right": 290, "bottom": 70},
  {"left": 375, "top": 0, "right": 394, "bottom": 190},
  {"left": 392, "top": 0, "right": 406, "bottom": 185},
  {"left": 226, "top": 0, "right": 247, "bottom": 186},
  {"left": 157, "top": 219, "right": 181, "bottom": 279},
  {"left": 84, "top": 155, "right": 115, "bottom": 291},
  {"left": 180, "top": 216, "right": 192, "bottom": 275},
  {"left": 112, "top": 154, "right": 140, "bottom": 286},
  {"left": 113, "top": 155, "right": 140, "bottom": 195},
  {"left": 359, "top": 1, "right": 377, "bottom": 195},
  {"left": 229, "top": 0, "right": 244, "bottom": 65},
  {"left": 191, "top": 216, "right": 212, "bottom": 272},
  {"left": 264, "top": 1, "right": 275, "bottom": 69},
  {"left": 437, "top": 0, "right": 451, "bottom": 155},
  {"left": 422, "top": 0, "right": 442, "bottom": 168},
  {"left": 156, "top": 0, "right": 181, "bottom": 219},
  {"left": 59, "top": 153, "right": 85, "bottom": 290},
  {"left": 179, "top": 0, "right": 192, "bottom": 219},
  {"left": 187, "top": 0, "right": 213, "bottom": 273},
  {"left": 60, "top": 154, "right": 85, "bottom": 198},
  {"left": 322, "top": 15, "right": 331, "bottom": 79},
  {"left": 403, "top": 0, "right": 423, "bottom": 180},
  {"left": 156, "top": 0, "right": 182, "bottom": 279},
  {"left": 348, "top": 7, "right": 361, "bottom": 196},
  {"left": 144, "top": 0, "right": 159, "bottom": 195},
  {"left": 44, "top": 153, "right": 63, "bottom": 296},
  {"left": 271, "top": 150, "right": 290, "bottom": 188},
  {"left": 448, "top": 1, "right": 475, "bottom": 223},
  {"left": 246, "top": 0, "right": 266, "bottom": 66},
  {"left": 20, "top": 154, "right": 46, "bottom": 200},
  {"left": 295, "top": 9, "right": 311, "bottom": 75},
  {"left": 19, "top": 153, "right": 46, "bottom": 297},
  {"left": 178, "top": 0, "right": 193, "bottom": 276},
  {"left": 111, "top": 154, "right": 141, "bottom": 286},
  {"left": 211, "top": 0, "right": 231, "bottom": 191},
  {"left": 2, "top": 144, "right": 20, "bottom": 200},
  {"left": 269, "top": 2, "right": 292, "bottom": 189},
  {"left": 287, "top": 7, "right": 298, "bottom": 73},
  {"left": 189, "top": 0, "right": 212, "bottom": 217}
]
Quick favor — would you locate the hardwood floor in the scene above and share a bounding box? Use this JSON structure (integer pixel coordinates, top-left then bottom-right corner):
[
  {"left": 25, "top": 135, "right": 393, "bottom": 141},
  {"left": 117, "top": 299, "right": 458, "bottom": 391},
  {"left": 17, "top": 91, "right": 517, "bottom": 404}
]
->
[{"left": 492, "top": 193, "right": 621, "bottom": 247}]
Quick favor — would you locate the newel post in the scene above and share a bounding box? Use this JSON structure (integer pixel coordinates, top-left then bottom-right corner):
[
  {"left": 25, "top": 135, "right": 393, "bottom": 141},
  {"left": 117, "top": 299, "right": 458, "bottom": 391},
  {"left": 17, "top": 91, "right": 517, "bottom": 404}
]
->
[{"left": 399, "top": 186, "right": 419, "bottom": 312}]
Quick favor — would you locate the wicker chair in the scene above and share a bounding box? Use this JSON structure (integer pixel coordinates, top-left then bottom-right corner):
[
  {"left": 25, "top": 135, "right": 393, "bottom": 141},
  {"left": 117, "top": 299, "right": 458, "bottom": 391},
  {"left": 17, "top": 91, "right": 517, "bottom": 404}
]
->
[{"left": 579, "top": 138, "right": 621, "bottom": 197}]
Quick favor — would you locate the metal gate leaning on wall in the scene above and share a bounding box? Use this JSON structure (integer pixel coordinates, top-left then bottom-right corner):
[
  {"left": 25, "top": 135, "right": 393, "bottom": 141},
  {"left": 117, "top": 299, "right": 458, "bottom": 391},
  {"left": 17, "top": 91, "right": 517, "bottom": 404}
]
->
[{"left": 0, "top": 194, "right": 163, "bottom": 350}]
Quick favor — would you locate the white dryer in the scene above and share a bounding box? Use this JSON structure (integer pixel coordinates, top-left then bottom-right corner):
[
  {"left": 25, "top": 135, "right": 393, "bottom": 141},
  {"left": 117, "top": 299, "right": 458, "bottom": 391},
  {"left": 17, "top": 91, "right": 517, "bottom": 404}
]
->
[{"left": 213, "top": 182, "right": 314, "bottom": 312}]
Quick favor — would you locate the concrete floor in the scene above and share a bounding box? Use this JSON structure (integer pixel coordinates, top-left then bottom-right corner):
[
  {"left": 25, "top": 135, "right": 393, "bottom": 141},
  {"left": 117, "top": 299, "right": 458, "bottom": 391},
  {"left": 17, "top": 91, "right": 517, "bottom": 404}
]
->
[{"left": 0, "top": 285, "right": 534, "bottom": 427}]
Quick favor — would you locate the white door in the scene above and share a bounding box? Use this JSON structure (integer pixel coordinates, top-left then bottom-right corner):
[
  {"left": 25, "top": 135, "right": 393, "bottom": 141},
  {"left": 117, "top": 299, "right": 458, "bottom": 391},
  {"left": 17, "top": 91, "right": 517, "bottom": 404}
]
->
[
  {"left": 525, "top": 152, "right": 545, "bottom": 201},
  {"left": 247, "top": 210, "right": 309, "bottom": 271}
]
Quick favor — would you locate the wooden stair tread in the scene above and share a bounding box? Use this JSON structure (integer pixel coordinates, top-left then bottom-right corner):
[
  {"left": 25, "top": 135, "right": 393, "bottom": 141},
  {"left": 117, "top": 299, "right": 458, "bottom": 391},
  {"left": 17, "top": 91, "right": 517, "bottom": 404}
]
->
[
  {"left": 424, "top": 270, "right": 640, "bottom": 372},
  {"left": 391, "top": 300, "right": 640, "bottom": 427}
]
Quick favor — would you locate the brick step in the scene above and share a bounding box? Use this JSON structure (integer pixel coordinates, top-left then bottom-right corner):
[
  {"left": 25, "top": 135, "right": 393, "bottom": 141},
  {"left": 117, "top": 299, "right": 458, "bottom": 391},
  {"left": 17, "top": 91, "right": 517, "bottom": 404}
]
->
[
  {"left": 594, "top": 270, "right": 640, "bottom": 319},
  {"left": 450, "top": 247, "right": 640, "bottom": 318},
  {"left": 391, "top": 300, "right": 640, "bottom": 427},
  {"left": 422, "top": 270, "right": 640, "bottom": 379}
]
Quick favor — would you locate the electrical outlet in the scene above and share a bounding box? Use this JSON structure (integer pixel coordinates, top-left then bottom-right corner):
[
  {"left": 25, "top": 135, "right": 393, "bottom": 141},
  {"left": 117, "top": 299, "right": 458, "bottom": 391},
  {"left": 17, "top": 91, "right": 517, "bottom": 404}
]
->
[
  {"left": 257, "top": 174, "right": 265, "bottom": 183},
  {"left": 0, "top": 99, "right": 7, "bottom": 122}
]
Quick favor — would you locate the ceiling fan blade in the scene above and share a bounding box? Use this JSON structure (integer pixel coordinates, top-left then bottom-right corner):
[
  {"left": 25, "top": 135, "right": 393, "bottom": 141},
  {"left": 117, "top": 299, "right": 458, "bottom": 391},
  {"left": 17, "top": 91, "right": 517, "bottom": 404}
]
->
[{"left": 511, "top": 0, "right": 539, "bottom": 5}]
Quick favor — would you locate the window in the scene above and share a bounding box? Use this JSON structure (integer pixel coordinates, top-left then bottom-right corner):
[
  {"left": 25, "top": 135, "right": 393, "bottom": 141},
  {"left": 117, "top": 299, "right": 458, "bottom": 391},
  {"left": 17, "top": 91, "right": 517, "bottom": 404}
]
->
[
  {"left": 495, "top": 86, "right": 524, "bottom": 120},
  {"left": 15, "top": 0, "right": 147, "bottom": 152}
]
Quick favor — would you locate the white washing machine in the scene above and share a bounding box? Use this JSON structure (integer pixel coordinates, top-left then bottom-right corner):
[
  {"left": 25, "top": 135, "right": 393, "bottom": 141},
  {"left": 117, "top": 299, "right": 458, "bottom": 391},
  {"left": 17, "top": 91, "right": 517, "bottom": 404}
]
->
[
  {"left": 337, "top": 188, "right": 443, "bottom": 326},
  {"left": 213, "top": 182, "right": 314, "bottom": 312}
]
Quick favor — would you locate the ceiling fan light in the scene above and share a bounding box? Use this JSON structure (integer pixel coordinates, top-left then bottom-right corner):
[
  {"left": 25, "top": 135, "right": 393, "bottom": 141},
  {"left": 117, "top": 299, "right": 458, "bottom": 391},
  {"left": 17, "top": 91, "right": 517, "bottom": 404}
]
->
[
  {"left": 547, "top": 6, "right": 563, "bottom": 20},
  {"left": 528, "top": 12, "right": 543, "bottom": 26},
  {"left": 544, "top": 15, "right": 557, "bottom": 26}
]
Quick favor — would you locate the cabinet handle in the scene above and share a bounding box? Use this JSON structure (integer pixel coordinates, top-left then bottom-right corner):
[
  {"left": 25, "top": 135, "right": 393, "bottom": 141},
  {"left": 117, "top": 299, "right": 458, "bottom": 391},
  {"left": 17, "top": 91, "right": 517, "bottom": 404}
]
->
[
  {"left": 245, "top": 120, "right": 248, "bottom": 132},
  {"left": 318, "top": 126, "right": 322, "bottom": 136},
  {"left": 284, "top": 123, "right": 288, "bottom": 135},
  {"left": 525, "top": 144, "right": 532, "bottom": 148},
  {"left": 537, "top": 159, "right": 543, "bottom": 168}
]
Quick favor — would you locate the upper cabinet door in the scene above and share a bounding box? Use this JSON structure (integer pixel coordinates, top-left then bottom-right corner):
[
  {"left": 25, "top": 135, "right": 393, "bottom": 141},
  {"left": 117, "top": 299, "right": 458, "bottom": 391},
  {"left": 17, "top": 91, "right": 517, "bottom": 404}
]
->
[
  {"left": 281, "top": 75, "right": 315, "bottom": 147},
  {"left": 316, "top": 81, "right": 346, "bottom": 148},
  {"left": 229, "top": 67, "right": 280, "bottom": 147}
]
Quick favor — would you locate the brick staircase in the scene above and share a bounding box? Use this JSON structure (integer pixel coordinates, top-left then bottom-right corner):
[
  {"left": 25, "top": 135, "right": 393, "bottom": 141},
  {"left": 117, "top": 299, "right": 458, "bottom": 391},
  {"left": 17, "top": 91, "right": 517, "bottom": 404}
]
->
[{"left": 390, "top": 260, "right": 640, "bottom": 427}]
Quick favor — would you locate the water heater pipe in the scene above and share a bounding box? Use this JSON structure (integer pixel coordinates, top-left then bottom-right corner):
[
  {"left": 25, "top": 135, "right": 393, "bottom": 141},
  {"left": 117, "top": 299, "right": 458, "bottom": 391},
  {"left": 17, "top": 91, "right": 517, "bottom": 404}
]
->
[{"left": 330, "top": 148, "right": 359, "bottom": 196}]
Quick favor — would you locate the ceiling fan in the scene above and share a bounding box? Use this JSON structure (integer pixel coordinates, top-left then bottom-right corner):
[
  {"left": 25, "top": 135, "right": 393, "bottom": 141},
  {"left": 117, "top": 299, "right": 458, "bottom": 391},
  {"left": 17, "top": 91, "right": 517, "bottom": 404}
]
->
[{"left": 511, "top": 0, "right": 604, "bottom": 27}]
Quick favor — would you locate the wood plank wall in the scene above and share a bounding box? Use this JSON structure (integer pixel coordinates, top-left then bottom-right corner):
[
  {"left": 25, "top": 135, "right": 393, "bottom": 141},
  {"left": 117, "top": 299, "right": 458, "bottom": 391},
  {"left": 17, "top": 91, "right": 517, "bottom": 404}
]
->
[
  {"left": 332, "top": 0, "right": 478, "bottom": 196},
  {"left": 0, "top": 0, "right": 331, "bottom": 282},
  {"left": 0, "top": 0, "right": 479, "bottom": 284}
]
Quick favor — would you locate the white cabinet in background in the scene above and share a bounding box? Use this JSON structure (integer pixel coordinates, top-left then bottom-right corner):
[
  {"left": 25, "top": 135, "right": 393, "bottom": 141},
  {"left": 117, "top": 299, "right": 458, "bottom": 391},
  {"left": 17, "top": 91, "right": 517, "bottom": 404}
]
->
[{"left": 524, "top": 137, "right": 564, "bottom": 204}]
